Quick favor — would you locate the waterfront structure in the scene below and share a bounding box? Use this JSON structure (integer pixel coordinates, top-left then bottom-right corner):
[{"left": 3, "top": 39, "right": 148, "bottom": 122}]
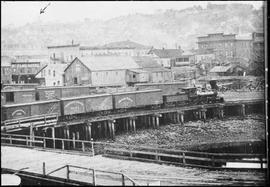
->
[
  {"left": 63, "top": 56, "right": 140, "bottom": 86},
  {"left": 80, "top": 40, "right": 151, "bottom": 57}
]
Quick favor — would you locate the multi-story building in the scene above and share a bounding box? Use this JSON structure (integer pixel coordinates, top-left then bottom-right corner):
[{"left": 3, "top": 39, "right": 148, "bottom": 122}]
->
[
  {"left": 47, "top": 42, "right": 80, "bottom": 64},
  {"left": 252, "top": 32, "right": 264, "bottom": 62},
  {"left": 11, "top": 59, "right": 43, "bottom": 84},
  {"left": 1, "top": 56, "right": 13, "bottom": 84},
  {"left": 197, "top": 33, "right": 253, "bottom": 63},
  {"left": 35, "top": 63, "right": 67, "bottom": 86},
  {"left": 80, "top": 40, "right": 151, "bottom": 57}
]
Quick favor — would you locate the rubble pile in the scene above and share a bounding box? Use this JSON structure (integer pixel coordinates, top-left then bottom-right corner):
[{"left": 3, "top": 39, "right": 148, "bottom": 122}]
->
[{"left": 115, "top": 114, "right": 265, "bottom": 150}]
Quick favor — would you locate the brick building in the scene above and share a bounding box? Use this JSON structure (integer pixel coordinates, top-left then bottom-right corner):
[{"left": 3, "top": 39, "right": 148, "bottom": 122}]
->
[
  {"left": 197, "top": 33, "right": 252, "bottom": 63},
  {"left": 1, "top": 56, "right": 13, "bottom": 84}
]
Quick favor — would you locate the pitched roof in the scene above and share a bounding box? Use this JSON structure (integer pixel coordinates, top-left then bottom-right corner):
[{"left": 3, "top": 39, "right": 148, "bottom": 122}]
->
[
  {"left": 75, "top": 56, "right": 140, "bottom": 71},
  {"left": 102, "top": 40, "right": 151, "bottom": 49},
  {"left": 210, "top": 65, "right": 232, "bottom": 73},
  {"left": 80, "top": 40, "right": 151, "bottom": 50},
  {"left": 47, "top": 44, "right": 80, "bottom": 49},
  {"left": 148, "top": 49, "right": 183, "bottom": 58},
  {"left": 132, "top": 56, "right": 162, "bottom": 68}
]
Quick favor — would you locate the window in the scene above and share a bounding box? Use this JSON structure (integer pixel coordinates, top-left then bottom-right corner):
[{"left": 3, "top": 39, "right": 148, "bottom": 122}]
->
[
  {"left": 116, "top": 71, "right": 118, "bottom": 75},
  {"left": 53, "top": 82, "right": 56, "bottom": 86},
  {"left": 6, "top": 92, "right": 14, "bottom": 102},
  {"left": 48, "top": 69, "right": 51, "bottom": 76},
  {"left": 53, "top": 70, "right": 55, "bottom": 77},
  {"left": 74, "top": 77, "right": 78, "bottom": 84},
  {"left": 106, "top": 72, "right": 108, "bottom": 76},
  {"left": 57, "top": 81, "right": 60, "bottom": 85}
]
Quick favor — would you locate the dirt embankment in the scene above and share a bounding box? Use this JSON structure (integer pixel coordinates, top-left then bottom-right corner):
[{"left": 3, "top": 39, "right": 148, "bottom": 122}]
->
[{"left": 114, "top": 114, "right": 266, "bottom": 151}]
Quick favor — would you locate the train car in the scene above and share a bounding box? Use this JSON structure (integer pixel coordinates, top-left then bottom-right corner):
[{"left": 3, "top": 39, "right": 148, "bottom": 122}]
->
[
  {"left": 1, "top": 89, "right": 36, "bottom": 105},
  {"left": 1, "top": 83, "right": 39, "bottom": 91},
  {"left": 60, "top": 93, "right": 113, "bottom": 116},
  {"left": 134, "top": 90, "right": 163, "bottom": 108},
  {"left": 1, "top": 99, "right": 61, "bottom": 121},
  {"left": 36, "top": 85, "right": 98, "bottom": 101},
  {"left": 112, "top": 92, "right": 137, "bottom": 109},
  {"left": 163, "top": 92, "right": 189, "bottom": 107},
  {"left": 112, "top": 89, "right": 163, "bottom": 110},
  {"left": 135, "top": 82, "right": 187, "bottom": 95}
]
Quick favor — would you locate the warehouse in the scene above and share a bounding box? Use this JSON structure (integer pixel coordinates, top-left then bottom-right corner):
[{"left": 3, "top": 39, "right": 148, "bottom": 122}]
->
[{"left": 63, "top": 56, "right": 140, "bottom": 86}]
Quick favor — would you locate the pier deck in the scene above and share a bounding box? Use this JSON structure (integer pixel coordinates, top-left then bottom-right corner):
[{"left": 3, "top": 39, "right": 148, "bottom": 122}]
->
[{"left": 1, "top": 146, "right": 266, "bottom": 186}]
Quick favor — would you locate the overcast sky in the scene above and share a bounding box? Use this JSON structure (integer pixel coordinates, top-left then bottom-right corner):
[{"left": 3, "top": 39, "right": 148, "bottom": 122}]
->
[{"left": 1, "top": 1, "right": 264, "bottom": 27}]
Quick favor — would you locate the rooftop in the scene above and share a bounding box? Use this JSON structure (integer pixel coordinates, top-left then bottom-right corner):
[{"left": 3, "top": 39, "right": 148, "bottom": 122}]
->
[
  {"left": 73, "top": 56, "right": 140, "bottom": 71},
  {"left": 148, "top": 48, "right": 183, "bottom": 58},
  {"left": 47, "top": 44, "right": 80, "bottom": 49},
  {"left": 80, "top": 40, "right": 151, "bottom": 50},
  {"left": 132, "top": 56, "right": 162, "bottom": 68}
]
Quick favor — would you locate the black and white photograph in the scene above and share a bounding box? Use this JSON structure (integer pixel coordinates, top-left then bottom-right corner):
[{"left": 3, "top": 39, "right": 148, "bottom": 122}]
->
[{"left": 1, "top": 1, "right": 268, "bottom": 186}]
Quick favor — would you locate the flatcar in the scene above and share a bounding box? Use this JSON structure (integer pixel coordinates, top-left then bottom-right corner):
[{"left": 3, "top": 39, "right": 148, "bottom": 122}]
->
[{"left": 1, "top": 99, "right": 61, "bottom": 122}]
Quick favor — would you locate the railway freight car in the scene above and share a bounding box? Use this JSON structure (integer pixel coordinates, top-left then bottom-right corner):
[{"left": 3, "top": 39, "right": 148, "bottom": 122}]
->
[
  {"left": 36, "top": 85, "right": 98, "bottom": 101},
  {"left": 1, "top": 89, "right": 36, "bottom": 105},
  {"left": 112, "top": 89, "right": 163, "bottom": 110},
  {"left": 1, "top": 100, "right": 61, "bottom": 121},
  {"left": 60, "top": 93, "right": 113, "bottom": 118},
  {"left": 134, "top": 82, "right": 188, "bottom": 95}
]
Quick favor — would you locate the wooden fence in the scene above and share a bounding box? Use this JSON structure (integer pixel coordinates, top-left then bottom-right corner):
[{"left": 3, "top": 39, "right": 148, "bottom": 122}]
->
[{"left": 1, "top": 133, "right": 267, "bottom": 170}]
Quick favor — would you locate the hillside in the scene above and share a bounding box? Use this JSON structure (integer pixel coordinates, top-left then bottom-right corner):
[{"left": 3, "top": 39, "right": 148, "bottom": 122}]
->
[{"left": 1, "top": 3, "right": 263, "bottom": 51}]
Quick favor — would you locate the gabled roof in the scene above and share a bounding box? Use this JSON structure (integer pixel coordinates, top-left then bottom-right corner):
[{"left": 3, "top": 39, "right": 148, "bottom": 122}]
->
[
  {"left": 210, "top": 65, "right": 232, "bottom": 73},
  {"left": 102, "top": 40, "right": 151, "bottom": 49},
  {"left": 148, "top": 49, "right": 183, "bottom": 58},
  {"left": 80, "top": 40, "right": 151, "bottom": 50},
  {"left": 70, "top": 56, "right": 140, "bottom": 71},
  {"left": 35, "top": 63, "right": 68, "bottom": 77}
]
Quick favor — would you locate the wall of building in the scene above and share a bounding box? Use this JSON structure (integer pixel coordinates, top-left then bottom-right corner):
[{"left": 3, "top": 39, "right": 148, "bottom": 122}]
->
[
  {"left": 149, "top": 71, "right": 173, "bottom": 83},
  {"left": 1, "top": 67, "right": 12, "bottom": 84},
  {"left": 91, "top": 70, "right": 127, "bottom": 86},
  {"left": 48, "top": 46, "right": 80, "bottom": 63},
  {"left": 64, "top": 59, "right": 91, "bottom": 86},
  {"left": 36, "top": 64, "right": 66, "bottom": 86},
  {"left": 235, "top": 40, "right": 252, "bottom": 60}
]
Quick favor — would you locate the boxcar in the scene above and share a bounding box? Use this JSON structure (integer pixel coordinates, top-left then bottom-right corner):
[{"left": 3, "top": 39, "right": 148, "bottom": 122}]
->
[
  {"left": 135, "top": 89, "right": 163, "bottom": 107},
  {"left": 60, "top": 97, "right": 86, "bottom": 116},
  {"left": 36, "top": 85, "right": 97, "bottom": 101},
  {"left": 163, "top": 92, "right": 189, "bottom": 104},
  {"left": 135, "top": 82, "right": 187, "bottom": 95},
  {"left": 84, "top": 94, "right": 113, "bottom": 112},
  {"left": 1, "top": 89, "right": 36, "bottom": 105},
  {"left": 1, "top": 100, "right": 61, "bottom": 121},
  {"left": 1, "top": 83, "right": 39, "bottom": 91},
  {"left": 112, "top": 92, "right": 137, "bottom": 109}
]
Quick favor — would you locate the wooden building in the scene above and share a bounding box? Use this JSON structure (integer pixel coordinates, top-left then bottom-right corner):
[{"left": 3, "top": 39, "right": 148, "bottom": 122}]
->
[{"left": 63, "top": 56, "right": 140, "bottom": 86}]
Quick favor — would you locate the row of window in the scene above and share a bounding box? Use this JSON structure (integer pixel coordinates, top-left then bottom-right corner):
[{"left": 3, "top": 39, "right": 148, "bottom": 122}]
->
[{"left": 41, "top": 69, "right": 56, "bottom": 77}]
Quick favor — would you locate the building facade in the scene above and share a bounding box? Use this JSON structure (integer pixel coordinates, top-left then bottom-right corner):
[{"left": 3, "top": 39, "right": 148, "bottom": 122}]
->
[
  {"left": 147, "top": 48, "right": 184, "bottom": 68},
  {"left": 64, "top": 56, "right": 140, "bottom": 86},
  {"left": 47, "top": 43, "right": 80, "bottom": 64},
  {"left": 35, "top": 63, "right": 67, "bottom": 86},
  {"left": 80, "top": 40, "right": 151, "bottom": 57},
  {"left": 1, "top": 56, "right": 13, "bottom": 84}
]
